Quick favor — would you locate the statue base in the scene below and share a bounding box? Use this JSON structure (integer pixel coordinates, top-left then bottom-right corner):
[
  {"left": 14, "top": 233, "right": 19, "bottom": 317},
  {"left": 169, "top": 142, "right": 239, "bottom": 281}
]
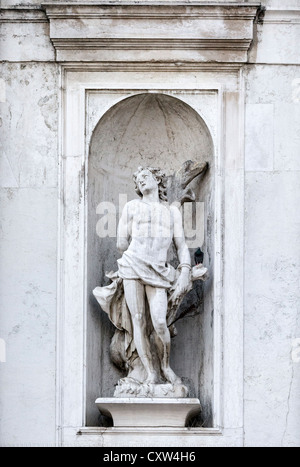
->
[
  {"left": 95, "top": 398, "right": 201, "bottom": 427},
  {"left": 113, "top": 379, "right": 189, "bottom": 398}
]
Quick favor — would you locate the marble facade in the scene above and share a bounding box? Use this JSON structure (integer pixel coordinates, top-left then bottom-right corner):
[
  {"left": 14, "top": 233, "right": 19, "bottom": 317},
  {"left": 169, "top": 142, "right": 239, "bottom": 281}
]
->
[{"left": 0, "top": 1, "right": 299, "bottom": 447}]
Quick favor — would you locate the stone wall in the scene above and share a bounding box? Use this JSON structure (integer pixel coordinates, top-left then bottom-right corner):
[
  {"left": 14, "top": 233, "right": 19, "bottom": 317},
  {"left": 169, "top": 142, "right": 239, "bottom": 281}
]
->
[
  {"left": 0, "top": 0, "right": 299, "bottom": 447},
  {"left": 1, "top": 0, "right": 57, "bottom": 447},
  {"left": 0, "top": 54, "right": 58, "bottom": 446},
  {"left": 242, "top": 1, "right": 300, "bottom": 446}
]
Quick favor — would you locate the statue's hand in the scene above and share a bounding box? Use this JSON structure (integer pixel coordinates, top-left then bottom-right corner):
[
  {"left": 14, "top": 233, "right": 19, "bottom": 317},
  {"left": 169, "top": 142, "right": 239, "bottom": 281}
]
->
[{"left": 169, "top": 270, "right": 192, "bottom": 308}]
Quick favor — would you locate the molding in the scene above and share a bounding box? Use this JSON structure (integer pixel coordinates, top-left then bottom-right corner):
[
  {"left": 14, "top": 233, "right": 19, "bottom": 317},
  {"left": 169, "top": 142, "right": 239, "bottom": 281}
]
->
[
  {"left": 55, "top": 50, "right": 250, "bottom": 64},
  {"left": 57, "top": 69, "right": 244, "bottom": 447},
  {"left": 4, "top": 7, "right": 299, "bottom": 31},
  {"left": 53, "top": 38, "right": 252, "bottom": 50},
  {"left": 0, "top": 8, "right": 48, "bottom": 23},
  {"left": 9, "top": 5, "right": 300, "bottom": 26},
  {"left": 63, "top": 426, "right": 243, "bottom": 447},
  {"left": 263, "top": 9, "right": 300, "bottom": 24},
  {"left": 41, "top": 2, "right": 261, "bottom": 20},
  {"left": 60, "top": 62, "right": 242, "bottom": 72},
  {"left": 41, "top": 2, "right": 261, "bottom": 63},
  {"left": 78, "top": 427, "right": 223, "bottom": 436}
]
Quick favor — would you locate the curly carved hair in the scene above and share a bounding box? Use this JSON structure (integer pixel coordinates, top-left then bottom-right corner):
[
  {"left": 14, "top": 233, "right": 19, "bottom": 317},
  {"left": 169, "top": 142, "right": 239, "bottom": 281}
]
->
[{"left": 133, "top": 166, "right": 168, "bottom": 202}]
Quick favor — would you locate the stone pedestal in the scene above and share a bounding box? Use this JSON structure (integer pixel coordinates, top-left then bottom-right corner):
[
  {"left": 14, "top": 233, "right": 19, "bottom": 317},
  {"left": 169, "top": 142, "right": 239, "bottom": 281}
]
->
[{"left": 95, "top": 398, "right": 201, "bottom": 428}]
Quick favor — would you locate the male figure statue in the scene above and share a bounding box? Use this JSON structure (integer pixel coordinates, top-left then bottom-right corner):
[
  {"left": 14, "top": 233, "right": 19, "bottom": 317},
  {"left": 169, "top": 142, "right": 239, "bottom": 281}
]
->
[
  {"left": 93, "top": 165, "right": 208, "bottom": 395},
  {"left": 116, "top": 167, "right": 192, "bottom": 385}
]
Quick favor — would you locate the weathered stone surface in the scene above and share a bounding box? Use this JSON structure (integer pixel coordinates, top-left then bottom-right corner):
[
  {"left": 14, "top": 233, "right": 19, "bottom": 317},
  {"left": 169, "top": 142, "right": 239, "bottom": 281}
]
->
[
  {"left": 0, "top": 22, "right": 55, "bottom": 62},
  {"left": 244, "top": 170, "right": 300, "bottom": 447},
  {"left": 244, "top": 65, "right": 300, "bottom": 105},
  {"left": 274, "top": 103, "right": 300, "bottom": 171},
  {"left": 1, "top": 0, "right": 42, "bottom": 6},
  {"left": 249, "top": 9, "right": 300, "bottom": 65},
  {"left": 243, "top": 53, "right": 300, "bottom": 446},
  {"left": 0, "top": 60, "right": 58, "bottom": 446},
  {"left": 0, "top": 63, "right": 59, "bottom": 188},
  {"left": 0, "top": 187, "right": 57, "bottom": 447},
  {"left": 245, "top": 104, "right": 274, "bottom": 172},
  {"left": 0, "top": 0, "right": 299, "bottom": 448}
]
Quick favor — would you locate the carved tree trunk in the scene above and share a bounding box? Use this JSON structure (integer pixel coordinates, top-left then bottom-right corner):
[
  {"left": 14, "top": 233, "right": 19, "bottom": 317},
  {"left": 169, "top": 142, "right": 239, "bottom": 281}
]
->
[{"left": 167, "top": 160, "right": 208, "bottom": 205}]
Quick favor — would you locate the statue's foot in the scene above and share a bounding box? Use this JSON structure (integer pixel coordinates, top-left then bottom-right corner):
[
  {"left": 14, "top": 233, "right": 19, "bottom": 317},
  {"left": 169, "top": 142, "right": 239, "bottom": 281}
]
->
[
  {"left": 162, "top": 367, "right": 182, "bottom": 385},
  {"left": 144, "top": 372, "right": 158, "bottom": 385}
]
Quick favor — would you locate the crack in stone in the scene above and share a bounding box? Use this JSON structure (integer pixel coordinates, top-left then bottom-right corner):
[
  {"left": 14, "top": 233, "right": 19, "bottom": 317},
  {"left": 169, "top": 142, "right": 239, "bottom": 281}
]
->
[{"left": 281, "top": 364, "right": 294, "bottom": 447}]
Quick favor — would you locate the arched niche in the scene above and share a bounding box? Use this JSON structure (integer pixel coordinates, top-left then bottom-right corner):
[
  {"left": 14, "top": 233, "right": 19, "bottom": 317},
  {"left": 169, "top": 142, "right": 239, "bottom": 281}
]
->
[{"left": 87, "top": 93, "right": 215, "bottom": 426}]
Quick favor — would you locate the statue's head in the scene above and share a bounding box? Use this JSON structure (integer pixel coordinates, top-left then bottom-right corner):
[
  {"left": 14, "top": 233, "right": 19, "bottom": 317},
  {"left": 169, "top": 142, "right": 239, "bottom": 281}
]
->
[{"left": 133, "top": 166, "right": 168, "bottom": 202}]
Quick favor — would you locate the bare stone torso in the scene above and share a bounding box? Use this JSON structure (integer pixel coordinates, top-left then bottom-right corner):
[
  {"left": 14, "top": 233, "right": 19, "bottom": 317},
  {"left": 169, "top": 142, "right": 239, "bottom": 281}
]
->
[{"left": 126, "top": 199, "right": 174, "bottom": 263}]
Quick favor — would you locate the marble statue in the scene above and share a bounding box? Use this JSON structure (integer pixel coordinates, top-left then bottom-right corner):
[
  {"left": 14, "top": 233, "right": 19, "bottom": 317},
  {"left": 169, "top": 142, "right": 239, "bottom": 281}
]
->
[{"left": 93, "top": 162, "right": 208, "bottom": 397}]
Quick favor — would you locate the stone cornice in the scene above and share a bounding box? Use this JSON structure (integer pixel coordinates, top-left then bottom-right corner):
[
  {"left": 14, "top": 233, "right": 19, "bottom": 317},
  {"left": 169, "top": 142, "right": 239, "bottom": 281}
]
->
[
  {"left": 0, "top": 8, "right": 48, "bottom": 23},
  {"left": 40, "top": 2, "right": 261, "bottom": 63},
  {"left": 263, "top": 9, "right": 300, "bottom": 24},
  {"left": 41, "top": 2, "right": 261, "bottom": 20},
  {"left": 3, "top": 5, "right": 299, "bottom": 26}
]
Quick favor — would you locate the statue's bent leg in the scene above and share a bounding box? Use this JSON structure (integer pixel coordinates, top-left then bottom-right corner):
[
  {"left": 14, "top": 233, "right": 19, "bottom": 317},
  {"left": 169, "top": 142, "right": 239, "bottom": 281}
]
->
[
  {"left": 123, "top": 279, "right": 157, "bottom": 384},
  {"left": 146, "top": 285, "right": 181, "bottom": 385}
]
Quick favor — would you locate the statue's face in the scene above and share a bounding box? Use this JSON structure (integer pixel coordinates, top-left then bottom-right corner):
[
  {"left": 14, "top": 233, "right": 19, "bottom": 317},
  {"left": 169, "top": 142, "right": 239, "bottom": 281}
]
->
[{"left": 136, "top": 169, "right": 158, "bottom": 195}]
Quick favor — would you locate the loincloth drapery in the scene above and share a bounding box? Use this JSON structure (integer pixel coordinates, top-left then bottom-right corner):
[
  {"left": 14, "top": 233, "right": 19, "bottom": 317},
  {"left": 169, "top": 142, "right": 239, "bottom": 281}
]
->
[
  {"left": 93, "top": 251, "right": 179, "bottom": 366},
  {"left": 117, "top": 249, "right": 176, "bottom": 288}
]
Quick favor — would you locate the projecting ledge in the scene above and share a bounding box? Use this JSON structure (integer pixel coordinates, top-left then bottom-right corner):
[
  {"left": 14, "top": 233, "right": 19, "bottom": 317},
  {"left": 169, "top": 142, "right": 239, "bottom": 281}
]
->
[
  {"left": 95, "top": 398, "right": 201, "bottom": 428},
  {"left": 41, "top": 2, "right": 261, "bottom": 63}
]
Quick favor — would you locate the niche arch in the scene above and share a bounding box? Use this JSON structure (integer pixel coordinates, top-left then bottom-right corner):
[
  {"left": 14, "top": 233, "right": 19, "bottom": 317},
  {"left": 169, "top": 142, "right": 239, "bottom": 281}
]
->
[{"left": 87, "top": 92, "right": 215, "bottom": 426}]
